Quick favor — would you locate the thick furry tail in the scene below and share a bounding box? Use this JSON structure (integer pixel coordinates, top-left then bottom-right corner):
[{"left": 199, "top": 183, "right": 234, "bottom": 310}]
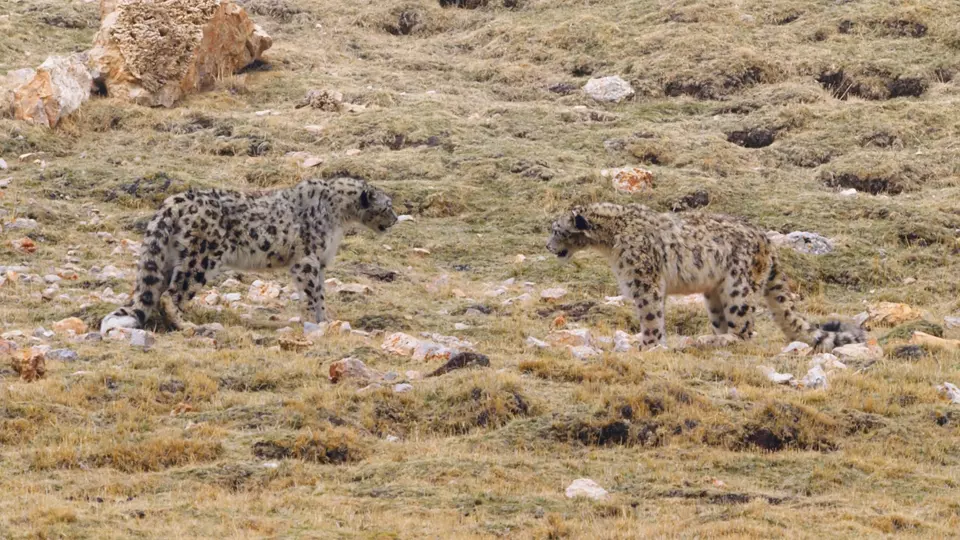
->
[
  {"left": 763, "top": 255, "right": 865, "bottom": 350},
  {"left": 99, "top": 206, "right": 174, "bottom": 334}
]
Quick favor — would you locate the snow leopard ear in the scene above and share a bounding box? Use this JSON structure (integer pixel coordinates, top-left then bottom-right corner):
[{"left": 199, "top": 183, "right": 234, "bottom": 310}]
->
[
  {"left": 574, "top": 213, "right": 590, "bottom": 231},
  {"left": 359, "top": 190, "right": 371, "bottom": 209}
]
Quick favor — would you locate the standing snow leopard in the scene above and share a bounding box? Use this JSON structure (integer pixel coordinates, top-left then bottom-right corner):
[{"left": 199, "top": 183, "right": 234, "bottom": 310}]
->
[
  {"left": 545, "top": 203, "right": 866, "bottom": 350},
  {"left": 100, "top": 175, "right": 398, "bottom": 333}
]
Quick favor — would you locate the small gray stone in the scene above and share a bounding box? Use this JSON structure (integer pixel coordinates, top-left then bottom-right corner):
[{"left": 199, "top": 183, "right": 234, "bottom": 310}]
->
[
  {"left": 47, "top": 349, "right": 79, "bottom": 362},
  {"left": 83, "top": 332, "right": 103, "bottom": 342},
  {"left": 383, "top": 371, "right": 399, "bottom": 381}
]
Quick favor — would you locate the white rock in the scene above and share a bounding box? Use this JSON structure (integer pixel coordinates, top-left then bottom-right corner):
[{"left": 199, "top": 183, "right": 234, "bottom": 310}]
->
[
  {"left": 540, "top": 287, "right": 568, "bottom": 301},
  {"left": 47, "top": 349, "right": 79, "bottom": 362},
  {"left": 33, "top": 327, "right": 54, "bottom": 339},
  {"left": 781, "top": 341, "right": 812, "bottom": 356},
  {"left": 938, "top": 382, "right": 960, "bottom": 404},
  {"left": 800, "top": 365, "right": 828, "bottom": 390},
  {"left": 613, "top": 330, "right": 634, "bottom": 352},
  {"left": 583, "top": 76, "right": 634, "bottom": 103},
  {"left": 525, "top": 336, "right": 550, "bottom": 349},
  {"left": 397, "top": 215, "right": 415, "bottom": 223},
  {"left": 809, "top": 353, "right": 846, "bottom": 371},
  {"left": 7, "top": 218, "right": 38, "bottom": 230},
  {"left": 12, "top": 55, "right": 92, "bottom": 127},
  {"left": 338, "top": 283, "right": 372, "bottom": 295},
  {"left": 454, "top": 323, "right": 471, "bottom": 331},
  {"left": 0, "top": 158, "right": 6, "bottom": 170},
  {"left": 767, "top": 231, "right": 833, "bottom": 255},
  {"left": 223, "top": 292, "right": 242, "bottom": 302},
  {"left": 393, "top": 383, "right": 414, "bottom": 394},
  {"left": 382, "top": 332, "right": 421, "bottom": 356},
  {"left": 759, "top": 365, "right": 794, "bottom": 385},
  {"left": 832, "top": 342, "right": 882, "bottom": 361},
  {"left": 839, "top": 188, "right": 857, "bottom": 198},
  {"left": 502, "top": 293, "right": 532, "bottom": 306},
  {"left": 546, "top": 328, "right": 593, "bottom": 348},
  {"left": 945, "top": 316, "right": 960, "bottom": 330},
  {"left": 262, "top": 461, "right": 280, "bottom": 469},
  {"left": 98, "top": 265, "right": 126, "bottom": 280},
  {"left": 565, "top": 478, "right": 609, "bottom": 501},
  {"left": 569, "top": 345, "right": 601, "bottom": 359},
  {"left": 248, "top": 280, "right": 281, "bottom": 302},
  {"left": 130, "top": 329, "right": 155, "bottom": 349}
]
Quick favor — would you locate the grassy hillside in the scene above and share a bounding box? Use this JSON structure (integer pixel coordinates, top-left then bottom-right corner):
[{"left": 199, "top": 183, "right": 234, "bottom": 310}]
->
[{"left": 1, "top": 0, "right": 959, "bottom": 537}]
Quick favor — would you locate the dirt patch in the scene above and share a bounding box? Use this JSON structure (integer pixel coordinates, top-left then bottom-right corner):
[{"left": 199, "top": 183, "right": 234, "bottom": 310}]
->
[
  {"left": 727, "top": 128, "right": 776, "bottom": 149},
  {"left": 628, "top": 141, "right": 673, "bottom": 165},
  {"left": 537, "top": 301, "right": 596, "bottom": 322},
  {"left": 737, "top": 402, "right": 840, "bottom": 452},
  {"left": 349, "top": 263, "right": 399, "bottom": 282},
  {"left": 428, "top": 352, "right": 490, "bottom": 377},
  {"left": 385, "top": 9, "right": 422, "bottom": 35},
  {"left": 238, "top": 0, "right": 306, "bottom": 22},
  {"left": 103, "top": 172, "right": 189, "bottom": 207},
  {"left": 817, "top": 69, "right": 927, "bottom": 100},
  {"left": 252, "top": 429, "right": 364, "bottom": 464},
  {"left": 355, "top": 314, "right": 410, "bottom": 331},
  {"left": 657, "top": 489, "right": 788, "bottom": 505},
  {"left": 671, "top": 190, "right": 710, "bottom": 212},
  {"left": 819, "top": 170, "right": 904, "bottom": 195},
  {"left": 860, "top": 131, "right": 902, "bottom": 149},
  {"left": 547, "top": 82, "right": 578, "bottom": 95},
  {"left": 663, "top": 67, "right": 767, "bottom": 100}
]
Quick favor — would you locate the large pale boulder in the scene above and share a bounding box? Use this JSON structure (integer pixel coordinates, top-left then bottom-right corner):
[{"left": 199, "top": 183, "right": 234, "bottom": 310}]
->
[
  {"left": 1, "top": 68, "right": 37, "bottom": 117},
  {"left": 10, "top": 56, "right": 92, "bottom": 127},
  {"left": 89, "top": 0, "right": 272, "bottom": 107}
]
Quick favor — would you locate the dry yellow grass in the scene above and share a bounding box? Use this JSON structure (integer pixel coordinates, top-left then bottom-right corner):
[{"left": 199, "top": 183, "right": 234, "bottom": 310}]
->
[{"left": 2, "top": 0, "right": 960, "bottom": 537}]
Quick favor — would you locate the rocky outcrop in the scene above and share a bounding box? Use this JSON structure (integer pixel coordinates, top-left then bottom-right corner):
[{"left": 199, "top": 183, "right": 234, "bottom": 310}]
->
[
  {"left": 10, "top": 56, "right": 92, "bottom": 127},
  {"left": 88, "top": 0, "right": 272, "bottom": 107}
]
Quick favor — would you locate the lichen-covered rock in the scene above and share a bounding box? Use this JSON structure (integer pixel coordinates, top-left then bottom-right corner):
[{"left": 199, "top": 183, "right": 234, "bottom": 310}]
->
[
  {"left": 12, "top": 56, "right": 92, "bottom": 127},
  {"left": 88, "top": 0, "right": 272, "bottom": 107},
  {"left": 1, "top": 68, "right": 37, "bottom": 117}
]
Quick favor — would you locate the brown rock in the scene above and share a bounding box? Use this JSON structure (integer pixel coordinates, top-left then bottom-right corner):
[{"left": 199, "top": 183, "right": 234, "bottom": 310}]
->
[
  {"left": 88, "top": 0, "right": 272, "bottom": 107},
  {"left": 328, "top": 357, "right": 383, "bottom": 384},
  {"left": 53, "top": 317, "right": 89, "bottom": 336},
  {"left": 10, "top": 237, "right": 37, "bottom": 254},
  {"left": 867, "top": 302, "right": 923, "bottom": 327},
  {"left": 12, "top": 347, "right": 46, "bottom": 382},
  {"left": 12, "top": 55, "right": 92, "bottom": 127}
]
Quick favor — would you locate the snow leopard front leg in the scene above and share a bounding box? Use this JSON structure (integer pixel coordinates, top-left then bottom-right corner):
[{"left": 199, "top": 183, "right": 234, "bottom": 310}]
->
[
  {"left": 291, "top": 256, "right": 327, "bottom": 323},
  {"left": 291, "top": 227, "right": 335, "bottom": 324}
]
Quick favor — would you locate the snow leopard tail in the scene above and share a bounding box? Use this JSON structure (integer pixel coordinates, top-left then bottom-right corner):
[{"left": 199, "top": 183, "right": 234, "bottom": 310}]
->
[
  {"left": 763, "top": 254, "right": 865, "bottom": 350},
  {"left": 99, "top": 205, "right": 175, "bottom": 334}
]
